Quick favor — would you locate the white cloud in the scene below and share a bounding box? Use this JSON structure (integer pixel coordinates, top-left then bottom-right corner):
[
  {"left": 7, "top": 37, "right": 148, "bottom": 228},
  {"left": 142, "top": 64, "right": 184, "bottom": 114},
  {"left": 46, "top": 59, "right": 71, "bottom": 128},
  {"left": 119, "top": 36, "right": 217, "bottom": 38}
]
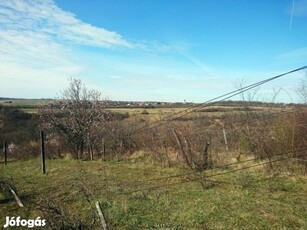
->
[
  {"left": 0, "top": 0, "right": 131, "bottom": 48},
  {"left": 0, "top": 0, "right": 132, "bottom": 98},
  {"left": 0, "top": 0, "right": 214, "bottom": 101}
]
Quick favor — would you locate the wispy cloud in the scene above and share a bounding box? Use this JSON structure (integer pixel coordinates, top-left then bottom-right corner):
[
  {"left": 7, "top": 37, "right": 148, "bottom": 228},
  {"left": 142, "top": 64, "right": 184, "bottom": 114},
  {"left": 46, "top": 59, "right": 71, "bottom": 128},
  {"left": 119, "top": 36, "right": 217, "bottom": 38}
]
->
[
  {"left": 290, "top": 0, "right": 307, "bottom": 17},
  {"left": 288, "top": 0, "right": 307, "bottom": 29},
  {"left": 275, "top": 47, "right": 307, "bottom": 62},
  {"left": 0, "top": 0, "right": 133, "bottom": 97},
  {"left": 0, "top": 0, "right": 131, "bottom": 48},
  {"left": 0, "top": 0, "right": 215, "bottom": 101}
]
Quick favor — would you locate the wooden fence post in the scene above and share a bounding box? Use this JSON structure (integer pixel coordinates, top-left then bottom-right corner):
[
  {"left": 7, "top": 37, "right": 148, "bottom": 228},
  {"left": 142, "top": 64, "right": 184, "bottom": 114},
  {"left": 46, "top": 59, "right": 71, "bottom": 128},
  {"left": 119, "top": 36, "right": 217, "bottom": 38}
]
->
[
  {"left": 128, "top": 134, "right": 131, "bottom": 154},
  {"left": 118, "top": 139, "right": 123, "bottom": 161},
  {"left": 173, "top": 129, "right": 192, "bottom": 167},
  {"left": 101, "top": 138, "right": 106, "bottom": 161},
  {"left": 40, "top": 131, "right": 46, "bottom": 174},
  {"left": 96, "top": 201, "right": 109, "bottom": 230},
  {"left": 163, "top": 140, "right": 170, "bottom": 167},
  {"left": 203, "top": 140, "right": 210, "bottom": 169},
  {"left": 3, "top": 140, "right": 7, "bottom": 165},
  {"left": 89, "top": 144, "right": 93, "bottom": 161},
  {"left": 9, "top": 186, "right": 24, "bottom": 207},
  {"left": 223, "top": 125, "right": 229, "bottom": 152}
]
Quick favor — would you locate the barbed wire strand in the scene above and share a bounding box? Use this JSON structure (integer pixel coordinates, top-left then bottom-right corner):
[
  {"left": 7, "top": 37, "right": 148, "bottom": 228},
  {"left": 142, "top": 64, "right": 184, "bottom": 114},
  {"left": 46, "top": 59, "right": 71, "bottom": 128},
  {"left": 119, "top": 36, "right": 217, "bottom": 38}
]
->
[
  {"left": 111, "top": 148, "right": 307, "bottom": 191},
  {"left": 121, "top": 154, "right": 300, "bottom": 195}
]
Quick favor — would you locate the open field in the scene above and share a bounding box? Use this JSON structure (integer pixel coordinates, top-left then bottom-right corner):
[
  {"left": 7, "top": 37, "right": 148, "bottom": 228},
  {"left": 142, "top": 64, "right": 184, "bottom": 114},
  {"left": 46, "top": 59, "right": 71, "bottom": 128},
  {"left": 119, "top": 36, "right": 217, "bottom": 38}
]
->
[
  {"left": 0, "top": 98, "right": 293, "bottom": 116},
  {"left": 0, "top": 99, "right": 52, "bottom": 107},
  {"left": 109, "top": 100, "right": 295, "bottom": 124},
  {"left": 111, "top": 107, "right": 187, "bottom": 122},
  {"left": 0, "top": 157, "right": 306, "bottom": 229},
  {"left": 0, "top": 99, "right": 51, "bottom": 114}
]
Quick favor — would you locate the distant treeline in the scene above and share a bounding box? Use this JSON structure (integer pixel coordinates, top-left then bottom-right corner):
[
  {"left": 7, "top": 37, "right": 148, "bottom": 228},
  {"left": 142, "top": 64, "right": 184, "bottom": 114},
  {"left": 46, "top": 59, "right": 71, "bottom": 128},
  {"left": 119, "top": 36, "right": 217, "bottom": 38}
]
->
[{"left": 0, "top": 97, "right": 301, "bottom": 109}]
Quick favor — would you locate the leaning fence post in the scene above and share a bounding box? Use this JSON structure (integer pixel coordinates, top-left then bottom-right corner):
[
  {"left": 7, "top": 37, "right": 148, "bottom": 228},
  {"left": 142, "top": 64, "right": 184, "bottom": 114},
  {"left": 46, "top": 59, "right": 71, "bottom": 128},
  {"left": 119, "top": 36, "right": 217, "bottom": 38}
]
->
[
  {"left": 96, "top": 201, "right": 109, "bottom": 230},
  {"left": 40, "top": 131, "right": 46, "bottom": 174},
  {"left": 3, "top": 140, "right": 7, "bottom": 165},
  {"left": 9, "top": 186, "right": 24, "bottom": 207}
]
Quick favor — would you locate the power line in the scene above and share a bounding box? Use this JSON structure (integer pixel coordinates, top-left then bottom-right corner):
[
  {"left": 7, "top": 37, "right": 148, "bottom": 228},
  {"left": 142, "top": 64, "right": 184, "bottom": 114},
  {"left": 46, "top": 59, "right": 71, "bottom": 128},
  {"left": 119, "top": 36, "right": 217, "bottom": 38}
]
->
[
  {"left": 103, "top": 66, "right": 307, "bottom": 193},
  {"left": 130, "top": 66, "right": 307, "bottom": 135}
]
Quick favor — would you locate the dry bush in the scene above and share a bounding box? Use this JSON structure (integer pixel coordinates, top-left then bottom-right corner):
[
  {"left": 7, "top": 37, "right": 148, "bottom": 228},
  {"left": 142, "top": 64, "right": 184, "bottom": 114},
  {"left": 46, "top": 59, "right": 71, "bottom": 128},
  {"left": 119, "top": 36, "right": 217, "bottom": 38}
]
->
[
  {"left": 293, "top": 106, "right": 307, "bottom": 149},
  {"left": 292, "top": 106, "right": 307, "bottom": 172},
  {"left": 39, "top": 78, "right": 109, "bottom": 160},
  {"left": 6, "top": 141, "right": 40, "bottom": 160},
  {"left": 0, "top": 176, "right": 16, "bottom": 198},
  {"left": 236, "top": 106, "right": 307, "bottom": 173},
  {"left": 36, "top": 198, "right": 85, "bottom": 229}
]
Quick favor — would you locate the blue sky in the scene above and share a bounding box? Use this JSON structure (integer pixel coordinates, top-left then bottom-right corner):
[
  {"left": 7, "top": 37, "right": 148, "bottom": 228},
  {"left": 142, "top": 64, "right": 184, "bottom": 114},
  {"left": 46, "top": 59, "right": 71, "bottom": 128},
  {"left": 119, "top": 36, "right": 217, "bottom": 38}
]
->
[{"left": 0, "top": 0, "right": 306, "bottom": 103}]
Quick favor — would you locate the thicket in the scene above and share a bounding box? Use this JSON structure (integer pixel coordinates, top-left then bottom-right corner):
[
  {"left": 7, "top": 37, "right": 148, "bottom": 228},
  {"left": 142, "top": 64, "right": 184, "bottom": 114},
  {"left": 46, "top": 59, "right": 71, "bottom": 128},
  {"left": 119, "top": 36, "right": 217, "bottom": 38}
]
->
[
  {"left": 2, "top": 102, "right": 307, "bottom": 174},
  {"left": 123, "top": 104, "right": 307, "bottom": 177},
  {"left": 0, "top": 105, "right": 40, "bottom": 159},
  {"left": 0, "top": 104, "right": 132, "bottom": 161}
]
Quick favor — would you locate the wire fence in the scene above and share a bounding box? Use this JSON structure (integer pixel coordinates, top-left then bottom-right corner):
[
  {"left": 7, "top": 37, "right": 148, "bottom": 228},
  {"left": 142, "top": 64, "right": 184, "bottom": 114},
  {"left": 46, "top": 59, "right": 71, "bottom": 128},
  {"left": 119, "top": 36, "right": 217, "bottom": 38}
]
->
[{"left": 95, "top": 148, "right": 307, "bottom": 196}]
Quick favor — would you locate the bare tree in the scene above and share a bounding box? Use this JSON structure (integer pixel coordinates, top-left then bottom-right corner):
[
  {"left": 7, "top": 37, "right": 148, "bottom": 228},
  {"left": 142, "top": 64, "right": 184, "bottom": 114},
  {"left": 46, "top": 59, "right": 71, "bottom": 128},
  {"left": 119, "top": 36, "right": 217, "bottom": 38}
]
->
[
  {"left": 233, "top": 78, "right": 260, "bottom": 103},
  {"left": 39, "top": 78, "right": 109, "bottom": 159},
  {"left": 233, "top": 78, "right": 260, "bottom": 142},
  {"left": 296, "top": 77, "right": 307, "bottom": 104}
]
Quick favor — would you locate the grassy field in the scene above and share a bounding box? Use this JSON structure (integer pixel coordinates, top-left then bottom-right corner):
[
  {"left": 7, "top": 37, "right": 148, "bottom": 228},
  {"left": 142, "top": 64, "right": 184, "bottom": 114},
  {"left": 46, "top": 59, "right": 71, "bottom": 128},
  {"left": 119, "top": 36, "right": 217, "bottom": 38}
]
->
[
  {"left": 1, "top": 98, "right": 291, "bottom": 118},
  {"left": 0, "top": 99, "right": 52, "bottom": 107},
  {"left": 111, "top": 105, "right": 290, "bottom": 123},
  {"left": 112, "top": 107, "right": 187, "bottom": 122},
  {"left": 0, "top": 157, "right": 306, "bottom": 229},
  {"left": 0, "top": 99, "right": 52, "bottom": 114}
]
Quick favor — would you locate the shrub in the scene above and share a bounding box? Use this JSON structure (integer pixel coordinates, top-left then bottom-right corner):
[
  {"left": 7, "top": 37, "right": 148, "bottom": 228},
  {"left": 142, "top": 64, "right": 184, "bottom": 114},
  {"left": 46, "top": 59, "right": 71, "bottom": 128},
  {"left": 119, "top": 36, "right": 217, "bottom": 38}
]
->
[{"left": 141, "top": 110, "right": 149, "bottom": 115}]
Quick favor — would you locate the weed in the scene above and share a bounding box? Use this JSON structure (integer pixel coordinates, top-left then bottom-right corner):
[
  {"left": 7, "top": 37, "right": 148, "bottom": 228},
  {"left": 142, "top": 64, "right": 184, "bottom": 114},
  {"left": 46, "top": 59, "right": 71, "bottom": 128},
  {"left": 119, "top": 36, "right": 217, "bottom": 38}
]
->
[{"left": 0, "top": 159, "right": 306, "bottom": 229}]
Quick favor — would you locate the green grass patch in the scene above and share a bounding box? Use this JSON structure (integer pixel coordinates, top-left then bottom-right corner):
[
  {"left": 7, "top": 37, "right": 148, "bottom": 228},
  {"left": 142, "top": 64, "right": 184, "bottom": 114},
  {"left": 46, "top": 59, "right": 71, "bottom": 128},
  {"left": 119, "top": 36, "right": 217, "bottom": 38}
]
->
[{"left": 0, "top": 159, "right": 306, "bottom": 229}]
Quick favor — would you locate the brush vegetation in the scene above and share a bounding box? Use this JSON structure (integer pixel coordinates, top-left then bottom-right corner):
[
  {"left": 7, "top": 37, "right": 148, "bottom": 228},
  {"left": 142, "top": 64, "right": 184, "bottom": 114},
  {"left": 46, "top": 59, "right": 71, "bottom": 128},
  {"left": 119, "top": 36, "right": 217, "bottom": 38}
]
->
[{"left": 1, "top": 79, "right": 307, "bottom": 229}]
